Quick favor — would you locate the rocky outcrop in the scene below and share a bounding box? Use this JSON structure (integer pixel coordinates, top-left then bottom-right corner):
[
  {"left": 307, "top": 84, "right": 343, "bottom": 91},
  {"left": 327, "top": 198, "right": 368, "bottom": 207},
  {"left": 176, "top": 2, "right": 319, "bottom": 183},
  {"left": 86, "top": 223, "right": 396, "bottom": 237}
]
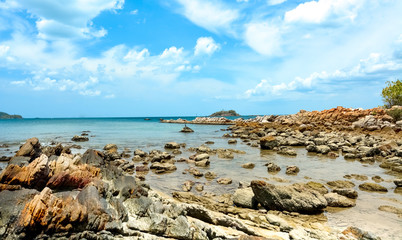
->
[
  {"left": 251, "top": 180, "right": 327, "bottom": 213},
  {"left": 15, "top": 137, "right": 41, "bottom": 160},
  {"left": 260, "top": 136, "right": 279, "bottom": 150},
  {"left": 180, "top": 126, "right": 194, "bottom": 133}
]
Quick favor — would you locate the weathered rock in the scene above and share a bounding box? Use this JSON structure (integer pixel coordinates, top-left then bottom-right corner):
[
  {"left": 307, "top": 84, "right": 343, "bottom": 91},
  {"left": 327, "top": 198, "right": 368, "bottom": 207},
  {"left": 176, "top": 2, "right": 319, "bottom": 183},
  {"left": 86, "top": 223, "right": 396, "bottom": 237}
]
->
[
  {"left": 112, "top": 176, "right": 148, "bottom": 200},
  {"left": 278, "top": 146, "right": 297, "bottom": 156},
  {"left": 187, "top": 167, "right": 203, "bottom": 177},
  {"left": 46, "top": 164, "right": 100, "bottom": 190},
  {"left": 182, "top": 180, "right": 195, "bottom": 192},
  {"left": 304, "top": 182, "right": 328, "bottom": 195},
  {"left": 135, "top": 165, "right": 149, "bottom": 172},
  {"left": 286, "top": 165, "right": 300, "bottom": 175},
  {"left": 228, "top": 139, "right": 237, "bottom": 144},
  {"left": 333, "top": 188, "right": 358, "bottom": 199},
  {"left": 251, "top": 180, "right": 327, "bottom": 213},
  {"left": 150, "top": 162, "right": 177, "bottom": 173},
  {"left": 71, "top": 135, "right": 89, "bottom": 142},
  {"left": 80, "top": 149, "right": 104, "bottom": 167},
  {"left": 164, "top": 142, "right": 180, "bottom": 149},
  {"left": 8, "top": 156, "right": 30, "bottom": 167},
  {"left": 195, "top": 159, "right": 210, "bottom": 167},
  {"left": 359, "top": 182, "right": 388, "bottom": 192},
  {"left": 394, "top": 179, "right": 402, "bottom": 187},
  {"left": 327, "top": 180, "right": 355, "bottom": 189},
  {"left": 260, "top": 136, "right": 279, "bottom": 150},
  {"left": 342, "top": 226, "right": 381, "bottom": 240},
  {"left": 241, "top": 163, "right": 255, "bottom": 169},
  {"left": 316, "top": 145, "right": 331, "bottom": 154},
  {"left": 378, "top": 205, "right": 402, "bottom": 217},
  {"left": 0, "top": 154, "right": 49, "bottom": 189},
  {"left": 103, "top": 144, "right": 118, "bottom": 152},
  {"left": 217, "top": 178, "right": 232, "bottom": 185},
  {"left": 324, "top": 192, "right": 355, "bottom": 207},
  {"left": 134, "top": 149, "right": 147, "bottom": 158},
  {"left": 204, "top": 171, "right": 217, "bottom": 180},
  {"left": 180, "top": 126, "right": 194, "bottom": 133},
  {"left": 15, "top": 137, "right": 41, "bottom": 160},
  {"left": 41, "top": 143, "right": 71, "bottom": 157},
  {"left": 266, "top": 162, "right": 281, "bottom": 173},
  {"left": 195, "top": 184, "right": 204, "bottom": 192},
  {"left": 217, "top": 149, "right": 234, "bottom": 159},
  {"left": 195, "top": 153, "right": 209, "bottom": 161},
  {"left": 233, "top": 188, "right": 257, "bottom": 209}
]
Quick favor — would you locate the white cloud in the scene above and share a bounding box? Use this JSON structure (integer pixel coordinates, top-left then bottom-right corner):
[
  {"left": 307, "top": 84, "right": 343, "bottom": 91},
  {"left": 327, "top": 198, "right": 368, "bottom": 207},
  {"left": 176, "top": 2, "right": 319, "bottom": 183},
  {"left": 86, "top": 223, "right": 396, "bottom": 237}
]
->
[
  {"left": 0, "top": 45, "right": 10, "bottom": 56},
  {"left": 285, "top": 0, "right": 364, "bottom": 24},
  {"left": 130, "top": 9, "right": 138, "bottom": 15},
  {"left": 3, "top": 0, "right": 123, "bottom": 39},
  {"left": 194, "top": 37, "right": 220, "bottom": 56},
  {"left": 124, "top": 49, "right": 150, "bottom": 62},
  {"left": 268, "top": 0, "right": 287, "bottom": 6},
  {"left": 244, "top": 22, "right": 281, "bottom": 56},
  {"left": 237, "top": 0, "right": 249, "bottom": 2},
  {"left": 10, "top": 80, "right": 26, "bottom": 85},
  {"left": 175, "top": 0, "right": 239, "bottom": 33}
]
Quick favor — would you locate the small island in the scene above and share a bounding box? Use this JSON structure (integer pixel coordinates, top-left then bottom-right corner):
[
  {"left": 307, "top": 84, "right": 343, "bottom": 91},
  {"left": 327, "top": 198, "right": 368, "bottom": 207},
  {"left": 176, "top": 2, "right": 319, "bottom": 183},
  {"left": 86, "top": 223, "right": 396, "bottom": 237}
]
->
[
  {"left": 0, "top": 112, "right": 22, "bottom": 119},
  {"left": 209, "top": 110, "right": 240, "bottom": 117}
]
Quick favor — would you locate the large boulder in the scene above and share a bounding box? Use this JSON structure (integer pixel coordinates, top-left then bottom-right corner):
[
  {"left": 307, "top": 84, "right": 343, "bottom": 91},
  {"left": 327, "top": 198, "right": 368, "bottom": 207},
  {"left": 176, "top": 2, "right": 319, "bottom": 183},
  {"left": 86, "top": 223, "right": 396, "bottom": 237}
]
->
[
  {"left": 233, "top": 187, "right": 258, "bottom": 209},
  {"left": 251, "top": 180, "right": 327, "bottom": 213},
  {"left": 80, "top": 149, "right": 105, "bottom": 167},
  {"left": 260, "top": 136, "right": 279, "bottom": 150},
  {"left": 324, "top": 193, "right": 355, "bottom": 207},
  {"left": 15, "top": 137, "right": 41, "bottom": 160}
]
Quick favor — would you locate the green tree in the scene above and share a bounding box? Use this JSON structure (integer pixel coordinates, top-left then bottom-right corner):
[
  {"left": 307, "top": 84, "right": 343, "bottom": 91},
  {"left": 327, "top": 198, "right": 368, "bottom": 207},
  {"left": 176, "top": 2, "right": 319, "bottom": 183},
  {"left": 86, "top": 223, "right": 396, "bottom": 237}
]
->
[{"left": 381, "top": 79, "right": 402, "bottom": 108}]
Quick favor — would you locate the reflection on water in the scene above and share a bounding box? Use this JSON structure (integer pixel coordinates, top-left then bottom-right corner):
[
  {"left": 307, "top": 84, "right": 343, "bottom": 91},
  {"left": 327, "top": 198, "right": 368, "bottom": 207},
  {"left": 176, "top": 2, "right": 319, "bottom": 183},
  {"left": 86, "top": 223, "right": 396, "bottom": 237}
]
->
[{"left": 0, "top": 118, "right": 401, "bottom": 239}]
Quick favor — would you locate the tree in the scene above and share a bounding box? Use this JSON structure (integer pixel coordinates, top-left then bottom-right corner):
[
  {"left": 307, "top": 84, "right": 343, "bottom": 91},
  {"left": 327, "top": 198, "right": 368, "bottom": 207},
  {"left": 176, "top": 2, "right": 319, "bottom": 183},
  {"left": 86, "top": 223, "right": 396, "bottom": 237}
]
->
[{"left": 381, "top": 79, "right": 402, "bottom": 108}]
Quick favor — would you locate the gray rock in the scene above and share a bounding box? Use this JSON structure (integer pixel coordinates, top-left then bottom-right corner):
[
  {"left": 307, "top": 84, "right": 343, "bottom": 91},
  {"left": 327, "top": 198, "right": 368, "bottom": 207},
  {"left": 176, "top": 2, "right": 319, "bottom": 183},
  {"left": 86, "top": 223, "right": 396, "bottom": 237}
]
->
[
  {"left": 316, "top": 145, "right": 331, "bottom": 154},
  {"left": 166, "top": 215, "right": 191, "bottom": 239},
  {"left": 251, "top": 180, "right": 327, "bottom": 213},
  {"left": 260, "top": 136, "right": 279, "bottom": 150},
  {"left": 324, "top": 192, "right": 355, "bottom": 207},
  {"left": 233, "top": 187, "right": 257, "bottom": 209},
  {"left": 81, "top": 149, "right": 104, "bottom": 167},
  {"left": 278, "top": 146, "right": 297, "bottom": 156},
  {"left": 150, "top": 162, "right": 177, "bottom": 173},
  {"left": 333, "top": 188, "right": 358, "bottom": 199},
  {"left": 180, "top": 126, "right": 194, "bottom": 133}
]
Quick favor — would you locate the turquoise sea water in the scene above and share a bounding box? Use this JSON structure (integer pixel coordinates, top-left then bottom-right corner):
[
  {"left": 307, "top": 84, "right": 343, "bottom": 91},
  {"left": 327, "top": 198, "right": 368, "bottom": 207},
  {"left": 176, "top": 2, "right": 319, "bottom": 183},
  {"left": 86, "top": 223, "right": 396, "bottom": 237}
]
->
[{"left": 0, "top": 117, "right": 401, "bottom": 238}]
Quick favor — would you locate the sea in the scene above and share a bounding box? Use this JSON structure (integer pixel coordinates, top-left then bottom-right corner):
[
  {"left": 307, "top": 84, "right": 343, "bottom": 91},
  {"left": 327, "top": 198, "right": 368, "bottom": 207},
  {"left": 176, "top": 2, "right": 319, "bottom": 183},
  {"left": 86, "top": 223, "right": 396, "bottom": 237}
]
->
[{"left": 0, "top": 117, "right": 401, "bottom": 239}]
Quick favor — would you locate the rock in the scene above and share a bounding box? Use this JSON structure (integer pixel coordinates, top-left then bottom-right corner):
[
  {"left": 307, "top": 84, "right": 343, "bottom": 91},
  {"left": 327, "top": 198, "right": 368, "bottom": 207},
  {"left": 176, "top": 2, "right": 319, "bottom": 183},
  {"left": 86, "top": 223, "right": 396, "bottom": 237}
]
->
[
  {"left": 182, "top": 180, "right": 195, "bottom": 191},
  {"left": 0, "top": 154, "right": 49, "bottom": 189},
  {"left": 165, "top": 215, "right": 192, "bottom": 239},
  {"left": 344, "top": 174, "right": 368, "bottom": 181},
  {"left": 241, "top": 163, "right": 255, "bottom": 169},
  {"left": 195, "top": 159, "right": 210, "bottom": 167},
  {"left": 233, "top": 187, "right": 257, "bottom": 209},
  {"left": 286, "top": 165, "right": 300, "bottom": 175},
  {"left": 265, "top": 214, "right": 293, "bottom": 232},
  {"left": 266, "top": 162, "right": 281, "bottom": 173},
  {"left": 316, "top": 145, "right": 331, "bottom": 154},
  {"left": 327, "top": 180, "right": 355, "bottom": 189},
  {"left": 112, "top": 176, "right": 148, "bottom": 199},
  {"left": 260, "top": 136, "right": 279, "bottom": 150},
  {"left": 359, "top": 182, "right": 388, "bottom": 192},
  {"left": 324, "top": 192, "right": 355, "bottom": 207},
  {"left": 195, "top": 184, "right": 204, "bottom": 192},
  {"left": 134, "top": 149, "right": 147, "bottom": 158},
  {"left": 372, "top": 175, "right": 384, "bottom": 183},
  {"left": 217, "top": 178, "right": 232, "bottom": 185},
  {"left": 15, "top": 137, "right": 41, "bottom": 159},
  {"left": 71, "top": 135, "right": 89, "bottom": 142},
  {"left": 135, "top": 165, "right": 149, "bottom": 172},
  {"left": 195, "top": 153, "right": 209, "bottom": 161},
  {"left": 378, "top": 205, "right": 402, "bottom": 217},
  {"left": 278, "top": 146, "right": 297, "bottom": 156},
  {"left": 150, "top": 162, "right": 177, "bottom": 173},
  {"left": 103, "top": 144, "right": 118, "bottom": 152},
  {"left": 304, "top": 181, "right": 328, "bottom": 195},
  {"left": 188, "top": 167, "right": 203, "bottom": 177},
  {"left": 80, "top": 149, "right": 104, "bottom": 167},
  {"left": 164, "top": 142, "right": 180, "bottom": 149},
  {"left": 205, "top": 141, "right": 214, "bottom": 145},
  {"left": 180, "top": 126, "right": 194, "bottom": 133},
  {"left": 228, "top": 139, "right": 237, "bottom": 144},
  {"left": 8, "top": 156, "right": 30, "bottom": 167},
  {"left": 204, "top": 171, "right": 217, "bottom": 180},
  {"left": 394, "top": 179, "right": 402, "bottom": 187},
  {"left": 333, "top": 188, "right": 358, "bottom": 199},
  {"left": 342, "top": 226, "right": 381, "bottom": 240},
  {"left": 46, "top": 164, "right": 100, "bottom": 190},
  {"left": 251, "top": 180, "right": 327, "bottom": 213},
  {"left": 217, "top": 149, "right": 234, "bottom": 159},
  {"left": 41, "top": 143, "right": 71, "bottom": 157}
]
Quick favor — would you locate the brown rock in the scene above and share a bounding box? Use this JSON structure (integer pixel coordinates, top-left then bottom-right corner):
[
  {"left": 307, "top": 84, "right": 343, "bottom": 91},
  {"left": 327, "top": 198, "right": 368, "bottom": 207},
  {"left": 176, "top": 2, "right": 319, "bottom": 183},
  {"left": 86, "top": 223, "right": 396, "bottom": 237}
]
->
[
  {"left": 15, "top": 137, "right": 41, "bottom": 159},
  {"left": 241, "top": 163, "right": 255, "bottom": 169},
  {"left": 359, "top": 182, "right": 388, "bottom": 192},
  {"left": 286, "top": 165, "right": 300, "bottom": 175},
  {"left": 217, "top": 178, "right": 232, "bottom": 185}
]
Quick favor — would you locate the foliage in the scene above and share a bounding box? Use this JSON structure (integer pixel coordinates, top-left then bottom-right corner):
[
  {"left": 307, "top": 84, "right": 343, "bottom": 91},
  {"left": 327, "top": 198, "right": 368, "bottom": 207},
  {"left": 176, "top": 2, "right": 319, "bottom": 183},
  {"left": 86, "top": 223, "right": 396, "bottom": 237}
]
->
[
  {"left": 0, "top": 112, "right": 22, "bottom": 119},
  {"left": 381, "top": 79, "right": 402, "bottom": 108},
  {"left": 210, "top": 110, "right": 240, "bottom": 117},
  {"left": 387, "top": 108, "right": 402, "bottom": 122}
]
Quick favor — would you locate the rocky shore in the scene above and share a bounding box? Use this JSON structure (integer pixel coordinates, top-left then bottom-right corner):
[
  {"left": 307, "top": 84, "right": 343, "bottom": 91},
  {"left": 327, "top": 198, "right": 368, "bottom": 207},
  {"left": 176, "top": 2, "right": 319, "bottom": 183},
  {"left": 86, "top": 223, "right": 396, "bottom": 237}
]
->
[{"left": 0, "top": 106, "right": 401, "bottom": 239}]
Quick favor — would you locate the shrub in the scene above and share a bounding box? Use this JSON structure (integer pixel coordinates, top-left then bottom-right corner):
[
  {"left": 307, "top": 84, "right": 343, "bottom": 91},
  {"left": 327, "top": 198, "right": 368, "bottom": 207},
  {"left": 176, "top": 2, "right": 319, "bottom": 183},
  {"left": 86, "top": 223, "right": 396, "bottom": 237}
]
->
[
  {"left": 381, "top": 79, "right": 402, "bottom": 108},
  {"left": 387, "top": 108, "right": 402, "bottom": 122}
]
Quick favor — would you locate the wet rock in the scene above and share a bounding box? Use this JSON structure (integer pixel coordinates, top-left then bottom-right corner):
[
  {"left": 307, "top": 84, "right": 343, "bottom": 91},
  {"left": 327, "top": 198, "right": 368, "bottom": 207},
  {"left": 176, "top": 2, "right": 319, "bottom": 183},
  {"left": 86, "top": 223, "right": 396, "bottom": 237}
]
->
[
  {"left": 316, "top": 145, "right": 331, "bottom": 154},
  {"left": 304, "top": 181, "right": 328, "bottom": 195},
  {"left": 344, "top": 174, "right": 368, "bottom": 181},
  {"left": 195, "top": 184, "right": 204, "bottom": 192},
  {"left": 71, "top": 135, "right": 89, "bottom": 142},
  {"left": 285, "top": 165, "right": 300, "bottom": 175},
  {"left": 217, "top": 149, "right": 234, "bottom": 159},
  {"left": 359, "top": 182, "right": 388, "bottom": 192},
  {"left": 112, "top": 175, "right": 148, "bottom": 199},
  {"left": 195, "top": 153, "right": 209, "bottom": 161},
  {"left": 15, "top": 137, "right": 41, "bottom": 160},
  {"left": 187, "top": 167, "right": 203, "bottom": 177},
  {"left": 103, "top": 144, "right": 118, "bottom": 153},
  {"left": 372, "top": 176, "right": 384, "bottom": 183},
  {"left": 378, "top": 205, "right": 402, "bottom": 217},
  {"left": 182, "top": 180, "right": 195, "bottom": 192},
  {"left": 195, "top": 159, "right": 210, "bottom": 167},
  {"left": 333, "top": 188, "right": 358, "bottom": 199},
  {"left": 150, "top": 162, "right": 177, "bottom": 173},
  {"left": 80, "top": 149, "right": 105, "bottom": 167},
  {"left": 265, "top": 214, "right": 293, "bottom": 232},
  {"left": 260, "top": 136, "right": 279, "bottom": 150},
  {"left": 342, "top": 226, "right": 381, "bottom": 240},
  {"left": 41, "top": 143, "right": 71, "bottom": 157},
  {"left": 394, "top": 179, "right": 402, "bottom": 187},
  {"left": 228, "top": 139, "right": 237, "bottom": 144},
  {"left": 204, "top": 171, "right": 217, "bottom": 180},
  {"left": 135, "top": 165, "right": 149, "bottom": 172},
  {"left": 0, "top": 154, "right": 49, "bottom": 190},
  {"left": 251, "top": 180, "right": 327, "bottom": 213},
  {"left": 164, "top": 142, "right": 180, "bottom": 149},
  {"left": 278, "top": 146, "right": 297, "bottom": 156},
  {"left": 324, "top": 192, "right": 355, "bottom": 207},
  {"left": 205, "top": 141, "right": 214, "bottom": 145},
  {"left": 134, "top": 149, "right": 147, "bottom": 158},
  {"left": 180, "top": 126, "right": 194, "bottom": 133},
  {"left": 266, "top": 162, "right": 281, "bottom": 173},
  {"left": 241, "top": 163, "right": 255, "bottom": 169},
  {"left": 327, "top": 180, "right": 355, "bottom": 189},
  {"left": 217, "top": 178, "right": 232, "bottom": 185},
  {"left": 233, "top": 188, "right": 257, "bottom": 209}
]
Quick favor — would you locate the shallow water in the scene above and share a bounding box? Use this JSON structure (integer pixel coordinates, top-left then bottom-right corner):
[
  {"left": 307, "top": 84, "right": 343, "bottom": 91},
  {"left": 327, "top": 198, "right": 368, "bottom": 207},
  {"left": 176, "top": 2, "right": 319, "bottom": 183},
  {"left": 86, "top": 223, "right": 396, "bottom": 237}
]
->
[{"left": 0, "top": 118, "right": 401, "bottom": 239}]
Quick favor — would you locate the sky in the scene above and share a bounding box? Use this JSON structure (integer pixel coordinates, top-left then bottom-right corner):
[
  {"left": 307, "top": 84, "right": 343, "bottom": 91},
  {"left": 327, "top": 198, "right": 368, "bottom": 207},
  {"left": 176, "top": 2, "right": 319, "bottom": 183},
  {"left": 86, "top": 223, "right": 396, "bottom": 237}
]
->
[{"left": 0, "top": 0, "right": 402, "bottom": 118}]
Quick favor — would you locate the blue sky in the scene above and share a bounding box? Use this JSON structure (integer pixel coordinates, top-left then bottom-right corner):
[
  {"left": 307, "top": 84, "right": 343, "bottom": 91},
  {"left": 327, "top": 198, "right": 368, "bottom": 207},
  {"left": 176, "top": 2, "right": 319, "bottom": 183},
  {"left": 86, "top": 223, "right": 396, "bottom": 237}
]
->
[{"left": 0, "top": 0, "right": 401, "bottom": 117}]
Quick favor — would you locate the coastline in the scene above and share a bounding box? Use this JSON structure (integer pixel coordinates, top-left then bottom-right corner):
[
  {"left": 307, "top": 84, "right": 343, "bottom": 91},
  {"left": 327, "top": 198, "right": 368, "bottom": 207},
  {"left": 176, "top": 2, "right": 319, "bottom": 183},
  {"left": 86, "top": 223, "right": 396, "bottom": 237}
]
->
[{"left": 0, "top": 106, "right": 401, "bottom": 239}]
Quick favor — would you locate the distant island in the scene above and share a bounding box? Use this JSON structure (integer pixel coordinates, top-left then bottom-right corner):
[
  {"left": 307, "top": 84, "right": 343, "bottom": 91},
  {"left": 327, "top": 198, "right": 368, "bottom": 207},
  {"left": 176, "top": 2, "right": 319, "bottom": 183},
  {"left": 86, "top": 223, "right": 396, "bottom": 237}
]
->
[
  {"left": 0, "top": 112, "right": 22, "bottom": 119},
  {"left": 209, "top": 110, "right": 240, "bottom": 117}
]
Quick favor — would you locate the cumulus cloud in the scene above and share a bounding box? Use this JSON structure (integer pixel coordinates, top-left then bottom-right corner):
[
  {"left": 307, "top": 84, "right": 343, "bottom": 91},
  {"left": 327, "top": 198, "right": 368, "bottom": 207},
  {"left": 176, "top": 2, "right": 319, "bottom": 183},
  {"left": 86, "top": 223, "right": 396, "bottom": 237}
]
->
[
  {"left": 194, "top": 37, "right": 220, "bottom": 56},
  {"left": 244, "top": 22, "right": 281, "bottom": 56},
  {"left": 285, "top": 0, "right": 364, "bottom": 24},
  {"left": 175, "top": 0, "right": 239, "bottom": 33},
  {"left": 2, "top": 0, "right": 123, "bottom": 39}
]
